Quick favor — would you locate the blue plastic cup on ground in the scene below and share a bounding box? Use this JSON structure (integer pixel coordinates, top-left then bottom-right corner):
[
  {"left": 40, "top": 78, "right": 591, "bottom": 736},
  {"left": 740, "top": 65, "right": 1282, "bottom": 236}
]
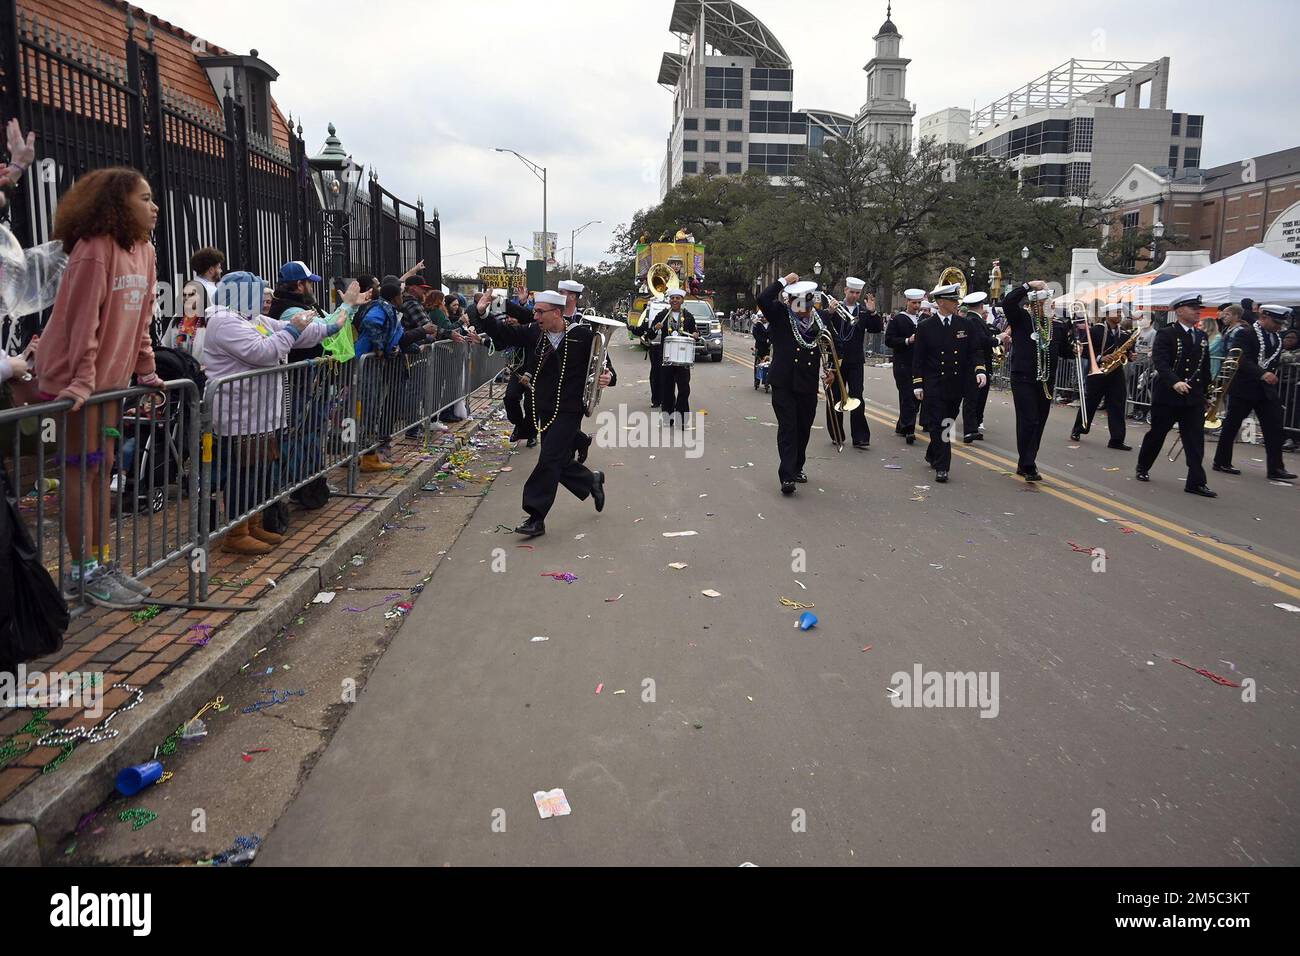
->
[
  {"left": 116, "top": 760, "right": 163, "bottom": 796},
  {"left": 799, "top": 611, "right": 818, "bottom": 631}
]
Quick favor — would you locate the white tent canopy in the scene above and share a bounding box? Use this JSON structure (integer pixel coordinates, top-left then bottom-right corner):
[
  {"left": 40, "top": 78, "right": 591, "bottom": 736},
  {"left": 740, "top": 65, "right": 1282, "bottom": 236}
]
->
[{"left": 1136, "top": 247, "right": 1300, "bottom": 307}]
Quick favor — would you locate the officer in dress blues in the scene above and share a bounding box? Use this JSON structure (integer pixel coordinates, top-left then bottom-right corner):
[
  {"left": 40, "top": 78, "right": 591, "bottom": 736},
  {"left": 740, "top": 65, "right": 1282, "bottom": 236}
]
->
[
  {"left": 998, "top": 279, "right": 1072, "bottom": 481},
  {"left": 911, "top": 283, "right": 988, "bottom": 483},
  {"left": 758, "top": 272, "right": 835, "bottom": 495},
  {"left": 959, "top": 291, "right": 998, "bottom": 443},
  {"left": 1070, "top": 303, "right": 1133, "bottom": 450},
  {"left": 820, "top": 277, "right": 882, "bottom": 449},
  {"left": 885, "top": 288, "right": 925, "bottom": 443},
  {"left": 1135, "top": 292, "right": 1217, "bottom": 496},
  {"left": 1212, "top": 303, "right": 1296, "bottom": 481}
]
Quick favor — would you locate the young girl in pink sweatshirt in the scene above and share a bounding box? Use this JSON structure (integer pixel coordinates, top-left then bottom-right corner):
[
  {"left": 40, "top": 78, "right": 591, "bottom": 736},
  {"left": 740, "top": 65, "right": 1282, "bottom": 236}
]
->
[{"left": 37, "top": 167, "right": 164, "bottom": 607}]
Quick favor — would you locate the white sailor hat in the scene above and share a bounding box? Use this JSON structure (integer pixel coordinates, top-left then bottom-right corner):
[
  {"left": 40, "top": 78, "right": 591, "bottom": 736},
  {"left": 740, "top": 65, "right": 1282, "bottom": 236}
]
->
[
  {"left": 558, "top": 279, "right": 585, "bottom": 294},
  {"left": 1102, "top": 302, "right": 1126, "bottom": 315},
  {"left": 931, "top": 283, "right": 962, "bottom": 301},
  {"left": 1260, "top": 304, "right": 1290, "bottom": 319},
  {"left": 667, "top": 288, "right": 686, "bottom": 299},
  {"left": 1169, "top": 292, "right": 1203, "bottom": 310},
  {"left": 961, "top": 291, "right": 988, "bottom": 307},
  {"left": 534, "top": 290, "right": 566, "bottom": 306},
  {"left": 845, "top": 277, "right": 866, "bottom": 291},
  {"left": 903, "top": 288, "right": 926, "bottom": 300},
  {"left": 786, "top": 280, "right": 819, "bottom": 297}
]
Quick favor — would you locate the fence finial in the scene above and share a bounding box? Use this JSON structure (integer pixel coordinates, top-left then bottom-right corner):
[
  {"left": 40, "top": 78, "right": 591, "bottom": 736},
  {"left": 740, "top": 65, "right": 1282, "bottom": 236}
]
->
[
  {"left": 125, "top": 6, "right": 135, "bottom": 37},
  {"left": 146, "top": 16, "right": 156, "bottom": 50}
]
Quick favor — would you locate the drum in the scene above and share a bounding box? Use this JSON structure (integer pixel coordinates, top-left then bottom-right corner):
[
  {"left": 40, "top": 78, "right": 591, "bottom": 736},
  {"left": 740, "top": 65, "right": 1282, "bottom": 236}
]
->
[{"left": 662, "top": 334, "right": 696, "bottom": 367}]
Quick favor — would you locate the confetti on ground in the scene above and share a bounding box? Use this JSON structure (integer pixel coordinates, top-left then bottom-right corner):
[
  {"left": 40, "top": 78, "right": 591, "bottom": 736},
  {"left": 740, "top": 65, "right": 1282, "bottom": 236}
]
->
[
  {"left": 1119, "top": 527, "right": 1137, "bottom": 534},
  {"left": 312, "top": 591, "right": 336, "bottom": 604},
  {"left": 499, "top": 466, "right": 513, "bottom": 472},
  {"left": 1170, "top": 657, "right": 1241, "bottom": 688},
  {"left": 540, "top": 571, "right": 578, "bottom": 583},
  {"left": 345, "top": 592, "right": 403, "bottom": 612},
  {"left": 701, "top": 589, "right": 722, "bottom": 598},
  {"left": 757, "top": 513, "right": 765, "bottom": 520},
  {"left": 530, "top": 636, "right": 549, "bottom": 643},
  {"left": 534, "top": 788, "right": 571, "bottom": 819},
  {"left": 574, "top": 533, "right": 586, "bottom": 540},
  {"left": 1067, "top": 542, "right": 1100, "bottom": 555},
  {"left": 517, "top": 544, "right": 534, "bottom": 551},
  {"left": 614, "top": 689, "right": 627, "bottom": 696},
  {"left": 795, "top": 581, "right": 806, "bottom": 590},
  {"left": 663, "top": 531, "right": 698, "bottom": 537},
  {"left": 240, "top": 748, "right": 270, "bottom": 763},
  {"left": 595, "top": 683, "right": 604, "bottom": 695},
  {"left": 1275, "top": 603, "right": 1300, "bottom": 613},
  {"left": 780, "top": 597, "right": 814, "bottom": 609},
  {"left": 884, "top": 464, "right": 903, "bottom": 470},
  {"left": 605, "top": 594, "right": 624, "bottom": 602},
  {"left": 862, "top": 645, "right": 873, "bottom": 652},
  {"left": 668, "top": 562, "right": 689, "bottom": 570},
  {"left": 1103, "top": 467, "right": 1120, "bottom": 472}
]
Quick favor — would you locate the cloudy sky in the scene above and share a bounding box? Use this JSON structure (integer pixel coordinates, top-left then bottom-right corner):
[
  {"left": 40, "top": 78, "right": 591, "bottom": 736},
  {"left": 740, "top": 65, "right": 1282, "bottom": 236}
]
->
[{"left": 141, "top": 0, "right": 1297, "bottom": 277}]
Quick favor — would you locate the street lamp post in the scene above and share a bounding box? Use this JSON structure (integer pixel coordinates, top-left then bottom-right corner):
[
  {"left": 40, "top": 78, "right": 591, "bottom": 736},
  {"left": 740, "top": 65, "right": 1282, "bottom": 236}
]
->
[
  {"left": 968, "top": 255, "right": 977, "bottom": 292},
  {"left": 1020, "top": 246, "right": 1030, "bottom": 284},
  {"left": 307, "top": 123, "right": 365, "bottom": 303},
  {"left": 502, "top": 240, "right": 521, "bottom": 295},
  {"left": 1152, "top": 220, "right": 1165, "bottom": 268},
  {"left": 570, "top": 219, "right": 602, "bottom": 280},
  {"left": 495, "top": 147, "right": 547, "bottom": 264}
]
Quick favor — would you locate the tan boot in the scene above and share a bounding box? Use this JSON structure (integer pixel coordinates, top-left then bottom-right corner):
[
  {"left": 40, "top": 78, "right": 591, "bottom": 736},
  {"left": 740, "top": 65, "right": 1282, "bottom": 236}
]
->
[
  {"left": 360, "top": 453, "right": 394, "bottom": 472},
  {"left": 247, "top": 512, "right": 283, "bottom": 546},
  {"left": 222, "top": 521, "right": 273, "bottom": 555}
]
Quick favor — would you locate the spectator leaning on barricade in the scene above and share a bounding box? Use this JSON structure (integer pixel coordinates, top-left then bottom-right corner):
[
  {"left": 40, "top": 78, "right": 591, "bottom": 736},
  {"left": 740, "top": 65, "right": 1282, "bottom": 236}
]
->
[
  {"left": 352, "top": 275, "right": 405, "bottom": 471},
  {"left": 270, "top": 260, "right": 369, "bottom": 507},
  {"left": 204, "top": 271, "right": 345, "bottom": 555},
  {"left": 36, "top": 166, "right": 165, "bottom": 608}
]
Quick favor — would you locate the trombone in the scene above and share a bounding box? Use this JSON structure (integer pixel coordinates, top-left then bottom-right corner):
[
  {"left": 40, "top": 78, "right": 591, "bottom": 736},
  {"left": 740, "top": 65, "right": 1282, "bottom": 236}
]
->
[
  {"left": 816, "top": 325, "right": 860, "bottom": 451},
  {"left": 1067, "top": 300, "right": 1102, "bottom": 430}
]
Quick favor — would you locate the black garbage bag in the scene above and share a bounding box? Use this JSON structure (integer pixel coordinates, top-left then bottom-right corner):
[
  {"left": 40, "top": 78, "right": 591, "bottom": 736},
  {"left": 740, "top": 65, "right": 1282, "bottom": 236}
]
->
[{"left": 0, "top": 462, "right": 68, "bottom": 672}]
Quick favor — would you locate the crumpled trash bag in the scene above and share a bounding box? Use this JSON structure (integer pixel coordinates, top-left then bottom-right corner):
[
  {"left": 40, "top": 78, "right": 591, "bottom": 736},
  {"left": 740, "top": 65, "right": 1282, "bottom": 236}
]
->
[{"left": 0, "top": 224, "right": 67, "bottom": 325}]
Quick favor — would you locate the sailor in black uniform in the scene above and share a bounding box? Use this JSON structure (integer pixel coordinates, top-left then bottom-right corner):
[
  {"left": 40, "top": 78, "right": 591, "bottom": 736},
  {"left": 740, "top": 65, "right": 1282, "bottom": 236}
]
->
[
  {"left": 820, "top": 276, "right": 882, "bottom": 449},
  {"left": 959, "top": 291, "right": 997, "bottom": 443},
  {"left": 476, "top": 290, "right": 609, "bottom": 537},
  {"left": 1213, "top": 303, "right": 1296, "bottom": 481},
  {"left": 1135, "top": 292, "right": 1217, "bottom": 496},
  {"left": 649, "top": 289, "right": 698, "bottom": 429},
  {"left": 911, "top": 283, "right": 987, "bottom": 482},
  {"left": 1070, "top": 303, "right": 1134, "bottom": 450},
  {"left": 999, "top": 279, "right": 1072, "bottom": 481},
  {"left": 558, "top": 279, "right": 616, "bottom": 463},
  {"left": 884, "top": 288, "right": 925, "bottom": 443}
]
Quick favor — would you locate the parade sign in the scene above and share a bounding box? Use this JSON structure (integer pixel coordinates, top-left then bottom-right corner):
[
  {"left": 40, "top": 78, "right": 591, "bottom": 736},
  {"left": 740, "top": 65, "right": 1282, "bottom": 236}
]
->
[
  {"left": 478, "top": 266, "right": 525, "bottom": 290},
  {"left": 1262, "top": 200, "right": 1300, "bottom": 265}
]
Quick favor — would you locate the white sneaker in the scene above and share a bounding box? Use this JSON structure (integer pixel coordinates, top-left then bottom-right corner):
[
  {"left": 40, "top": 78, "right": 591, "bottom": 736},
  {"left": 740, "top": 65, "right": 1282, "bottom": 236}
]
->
[{"left": 431, "top": 422, "right": 450, "bottom": 433}]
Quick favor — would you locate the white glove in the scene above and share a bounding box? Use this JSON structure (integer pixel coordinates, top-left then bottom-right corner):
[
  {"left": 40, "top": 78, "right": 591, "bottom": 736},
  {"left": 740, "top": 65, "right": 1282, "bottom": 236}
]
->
[
  {"left": 913, "top": 388, "right": 923, "bottom": 401},
  {"left": 976, "top": 373, "right": 987, "bottom": 388}
]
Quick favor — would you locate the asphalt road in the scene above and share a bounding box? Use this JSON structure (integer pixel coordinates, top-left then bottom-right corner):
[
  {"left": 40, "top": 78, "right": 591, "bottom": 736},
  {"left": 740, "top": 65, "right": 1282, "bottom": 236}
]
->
[{"left": 260, "top": 333, "right": 1299, "bottom": 866}]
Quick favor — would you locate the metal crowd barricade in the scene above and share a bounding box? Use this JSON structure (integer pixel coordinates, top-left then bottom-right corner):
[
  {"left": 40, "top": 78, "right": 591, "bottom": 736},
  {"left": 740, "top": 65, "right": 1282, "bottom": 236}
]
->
[
  {"left": 1124, "top": 355, "right": 1155, "bottom": 421},
  {"left": 0, "top": 379, "right": 202, "bottom": 614},
  {"left": 1280, "top": 363, "right": 1300, "bottom": 439}
]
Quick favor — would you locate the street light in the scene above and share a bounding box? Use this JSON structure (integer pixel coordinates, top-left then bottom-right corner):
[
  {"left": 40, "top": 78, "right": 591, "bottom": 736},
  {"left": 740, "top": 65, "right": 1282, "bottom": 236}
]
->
[
  {"left": 495, "top": 147, "right": 548, "bottom": 263},
  {"left": 813, "top": 261, "right": 822, "bottom": 276},
  {"left": 969, "top": 255, "right": 977, "bottom": 291},
  {"left": 570, "top": 219, "right": 603, "bottom": 279},
  {"left": 307, "top": 123, "right": 366, "bottom": 296},
  {"left": 1020, "top": 246, "right": 1030, "bottom": 284},
  {"left": 1152, "top": 220, "right": 1166, "bottom": 267},
  {"left": 502, "top": 240, "right": 520, "bottom": 295}
]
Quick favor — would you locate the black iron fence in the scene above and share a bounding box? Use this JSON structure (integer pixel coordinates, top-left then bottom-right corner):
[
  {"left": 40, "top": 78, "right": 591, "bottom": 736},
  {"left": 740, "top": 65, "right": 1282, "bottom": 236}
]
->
[{"left": 0, "top": 0, "right": 440, "bottom": 330}]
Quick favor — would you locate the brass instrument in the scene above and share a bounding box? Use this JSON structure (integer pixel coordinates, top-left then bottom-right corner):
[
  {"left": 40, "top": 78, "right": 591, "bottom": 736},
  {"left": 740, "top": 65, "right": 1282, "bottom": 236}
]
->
[
  {"left": 938, "top": 265, "right": 968, "bottom": 300},
  {"left": 647, "top": 262, "right": 682, "bottom": 298},
  {"left": 816, "top": 325, "right": 860, "bottom": 451},
  {"left": 1169, "top": 346, "right": 1241, "bottom": 462},
  {"left": 1098, "top": 329, "right": 1140, "bottom": 375},
  {"left": 581, "top": 315, "right": 626, "bottom": 416},
  {"left": 1027, "top": 288, "right": 1055, "bottom": 399}
]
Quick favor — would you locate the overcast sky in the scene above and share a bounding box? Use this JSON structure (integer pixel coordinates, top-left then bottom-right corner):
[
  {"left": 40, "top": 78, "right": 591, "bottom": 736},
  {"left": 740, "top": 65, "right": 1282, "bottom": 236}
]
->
[{"left": 140, "top": 0, "right": 1297, "bottom": 277}]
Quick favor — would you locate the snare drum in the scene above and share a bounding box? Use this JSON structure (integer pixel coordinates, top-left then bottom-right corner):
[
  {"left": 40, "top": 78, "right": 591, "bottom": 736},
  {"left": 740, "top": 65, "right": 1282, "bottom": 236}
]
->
[{"left": 662, "top": 334, "right": 696, "bottom": 367}]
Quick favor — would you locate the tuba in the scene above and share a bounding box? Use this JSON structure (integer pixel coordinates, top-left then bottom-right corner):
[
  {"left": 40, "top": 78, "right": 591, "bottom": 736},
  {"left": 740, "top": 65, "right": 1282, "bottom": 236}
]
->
[
  {"left": 938, "top": 266, "right": 968, "bottom": 300},
  {"left": 581, "top": 315, "right": 626, "bottom": 416},
  {"left": 647, "top": 262, "right": 682, "bottom": 298}
]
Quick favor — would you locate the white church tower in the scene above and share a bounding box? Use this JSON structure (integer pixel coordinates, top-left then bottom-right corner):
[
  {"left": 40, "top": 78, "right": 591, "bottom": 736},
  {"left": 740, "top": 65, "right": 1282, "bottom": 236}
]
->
[{"left": 855, "top": 4, "right": 915, "bottom": 146}]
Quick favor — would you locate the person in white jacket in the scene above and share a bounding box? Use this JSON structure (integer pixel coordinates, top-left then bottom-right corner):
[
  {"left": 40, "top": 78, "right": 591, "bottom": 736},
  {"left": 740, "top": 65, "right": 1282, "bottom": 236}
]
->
[{"left": 203, "top": 271, "right": 344, "bottom": 555}]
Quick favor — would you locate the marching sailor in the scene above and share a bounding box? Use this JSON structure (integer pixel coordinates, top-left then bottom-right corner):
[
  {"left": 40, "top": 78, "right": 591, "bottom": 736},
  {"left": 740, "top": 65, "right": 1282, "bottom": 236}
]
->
[
  {"left": 649, "top": 288, "right": 698, "bottom": 428},
  {"left": 885, "top": 288, "right": 925, "bottom": 443},
  {"left": 476, "top": 290, "right": 609, "bottom": 537},
  {"left": 469, "top": 287, "right": 538, "bottom": 448},
  {"left": 821, "top": 277, "right": 881, "bottom": 449},
  {"left": 758, "top": 273, "right": 834, "bottom": 495},
  {"left": 1212, "top": 303, "right": 1296, "bottom": 481},
  {"left": 1070, "top": 303, "right": 1133, "bottom": 450},
  {"left": 998, "top": 279, "right": 1071, "bottom": 481},
  {"left": 960, "top": 291, "right": 997, "bottom": 443},
  {"left": 1135, "top": 292, "right": 1216, "bottom": 496},
  {"left": 912, "top": 283, "right": 987, "bottom": 483}
]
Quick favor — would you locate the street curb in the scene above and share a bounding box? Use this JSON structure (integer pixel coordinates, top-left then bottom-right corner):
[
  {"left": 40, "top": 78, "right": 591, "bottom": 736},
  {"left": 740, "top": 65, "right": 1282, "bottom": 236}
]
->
[{"left": 0, "top": 410, "right": 499, "bottom": 863}]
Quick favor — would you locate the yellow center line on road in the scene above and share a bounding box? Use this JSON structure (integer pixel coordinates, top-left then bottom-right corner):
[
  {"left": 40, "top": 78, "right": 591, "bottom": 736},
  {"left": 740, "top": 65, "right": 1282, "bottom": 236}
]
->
[{"left": 720, "top": 349, "right": 1300, "bottom": 599}]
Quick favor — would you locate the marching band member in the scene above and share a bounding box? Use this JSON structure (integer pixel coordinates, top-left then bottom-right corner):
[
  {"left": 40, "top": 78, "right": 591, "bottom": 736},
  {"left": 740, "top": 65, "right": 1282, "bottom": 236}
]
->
[
  {"left": 642, "top": 300, "right": 666, "bottom": 408},
  {"left": 476, "top": 289, "right": 609, "bottom": 538},
  {"left": 999, "top": 279, "right": 1071, "bottom": 482},
  {"left": 885, "top": 288, "right": 925, "bottom": 444},
  {"left": 960, "top": 291, "right": 997, "bottom": 443},
  {"left": 758, "top": 273, "right": 833, "bottom": 495},
  {"left": 470, "top": 287, "right": 538, "bottom": 447},
  {"left": 649, "top": 288, "right": 698, "bottom": 428},
  {"left": 1070, "top": 303, "right": 1133, "bottom": 450},
  {"left": 912, "top": 283, "right": 987, "bottom": 483},
  {"left": 751, "top": 309, "right": 770, "bottom": 389},
  {"left": 558, "top": 279, "right": 616, "bottom": 464},
  {"left": 1135, "top": 292, "right": 1216, "bottom": 496},
  {"left": 820, "top": 277, "right": 881, "bottom": 449},
  {"left": 1212, "top": 303, "right": 1296, "bottom": 481}
]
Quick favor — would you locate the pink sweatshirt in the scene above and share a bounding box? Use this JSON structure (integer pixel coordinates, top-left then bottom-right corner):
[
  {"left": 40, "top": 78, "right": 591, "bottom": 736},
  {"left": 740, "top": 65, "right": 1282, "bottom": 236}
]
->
[{"left": 37, "top": 235, "right": 158, "bottom": 402}]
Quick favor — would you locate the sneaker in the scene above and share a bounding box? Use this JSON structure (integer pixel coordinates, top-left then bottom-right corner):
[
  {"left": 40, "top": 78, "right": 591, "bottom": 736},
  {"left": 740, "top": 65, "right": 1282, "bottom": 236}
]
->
[
  {"left": 101, "top": 563, "right": 153, "bottom": 597},
  {"left": 84, "top": 569, "right": 146, "bottom": 609},
  {"left": 431, "top": 422, "right": 450, "bottom": 433},
  {"left": 61, "top": 567, "right": 97, "bottom": 601}
]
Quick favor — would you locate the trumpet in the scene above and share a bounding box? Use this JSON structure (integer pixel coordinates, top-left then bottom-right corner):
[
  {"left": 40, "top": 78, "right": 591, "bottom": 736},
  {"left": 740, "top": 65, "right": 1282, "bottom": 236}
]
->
[
  {"left": 816, "top": 292, "right": 859, "bottom": 327},
  {"left": 816, "top": 326, "right": 860, "bottom": 451}
]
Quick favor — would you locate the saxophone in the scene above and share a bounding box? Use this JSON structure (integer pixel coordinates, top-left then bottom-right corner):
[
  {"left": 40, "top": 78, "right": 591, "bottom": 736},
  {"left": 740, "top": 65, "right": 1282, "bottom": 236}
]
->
[{"left": 1098, "top": 329, "right": 1140, "bottom": 375}]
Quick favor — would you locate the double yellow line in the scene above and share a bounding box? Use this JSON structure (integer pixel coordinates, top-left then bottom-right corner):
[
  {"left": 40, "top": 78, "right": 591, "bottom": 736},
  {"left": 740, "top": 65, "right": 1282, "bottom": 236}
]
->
[{"left": 721, "top": 348, "right": 1300, "bottom": 599}]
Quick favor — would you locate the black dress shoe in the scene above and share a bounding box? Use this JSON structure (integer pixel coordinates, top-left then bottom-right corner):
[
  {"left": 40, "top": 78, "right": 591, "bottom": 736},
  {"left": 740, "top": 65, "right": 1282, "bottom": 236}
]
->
[
  {"left": 515, "top": 518, "right": 546, "bottom": 537},
  {"left": 1070, "top": 431, "right": 1081, "bottom": 442},
  {"left": 526, "top": 437, "right": 537, "bottom": 448},
  {"left": 1016, "top": 468, "right": 1042, "bottom": 482},
  {"left": 963, "top": 434, "right": 975, "bottom": 444},
  {"left": 591, "top": 471, "right": 605, "bottom": 512},
  {"left": 1269, "top": 470, "right": 1298, "bottom": 481},
  {"left": 794, "top": 472, "right": 808, "bottom": 483},
  {"left": 1135, "top": 471, "right": 1150, "bottom": 482},
  {"left": 971, "top": 433, "right": 984, "bottom": 442},
  {"left": 905, "top": 435, "right": 916, "bottom": 445},
  {"left": 781, "top": 481, "right": 795, "bottom": 496},
  {"left": 1108, "top": 441, "right": 1132, "bottom": 451},
  {"left": 853, "top": 441, "right": 870, "bottom": 450},
  {"left": 1185, "top": 485, "right": 1217, "bottom": 498},
  {"left": 935, "top": 471, "right": 949, "bottom": 483},
  {"left": 508, "top": 427, "right": 521, "bottom": 442},
  {"left": 1212, "top": 463, "right": 1241, "bottom": 475}
]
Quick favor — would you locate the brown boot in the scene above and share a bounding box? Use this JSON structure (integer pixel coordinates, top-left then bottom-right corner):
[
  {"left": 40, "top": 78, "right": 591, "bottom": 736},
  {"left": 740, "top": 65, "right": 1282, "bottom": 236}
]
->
[
  {"left": 360, "top": 453, "right": 394, "bottom": 472},
  {"left": 222, "top": 521, "right": 273, "bottom": 555},
  {"left": 248, "top": 512, "right": 283, "bottom": 546}
]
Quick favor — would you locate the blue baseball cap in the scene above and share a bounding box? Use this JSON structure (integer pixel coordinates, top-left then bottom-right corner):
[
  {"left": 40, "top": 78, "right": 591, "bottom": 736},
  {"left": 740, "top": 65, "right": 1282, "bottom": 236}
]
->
[{"left": 278, "top": 260, "right": 321, "bottom": 283}]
